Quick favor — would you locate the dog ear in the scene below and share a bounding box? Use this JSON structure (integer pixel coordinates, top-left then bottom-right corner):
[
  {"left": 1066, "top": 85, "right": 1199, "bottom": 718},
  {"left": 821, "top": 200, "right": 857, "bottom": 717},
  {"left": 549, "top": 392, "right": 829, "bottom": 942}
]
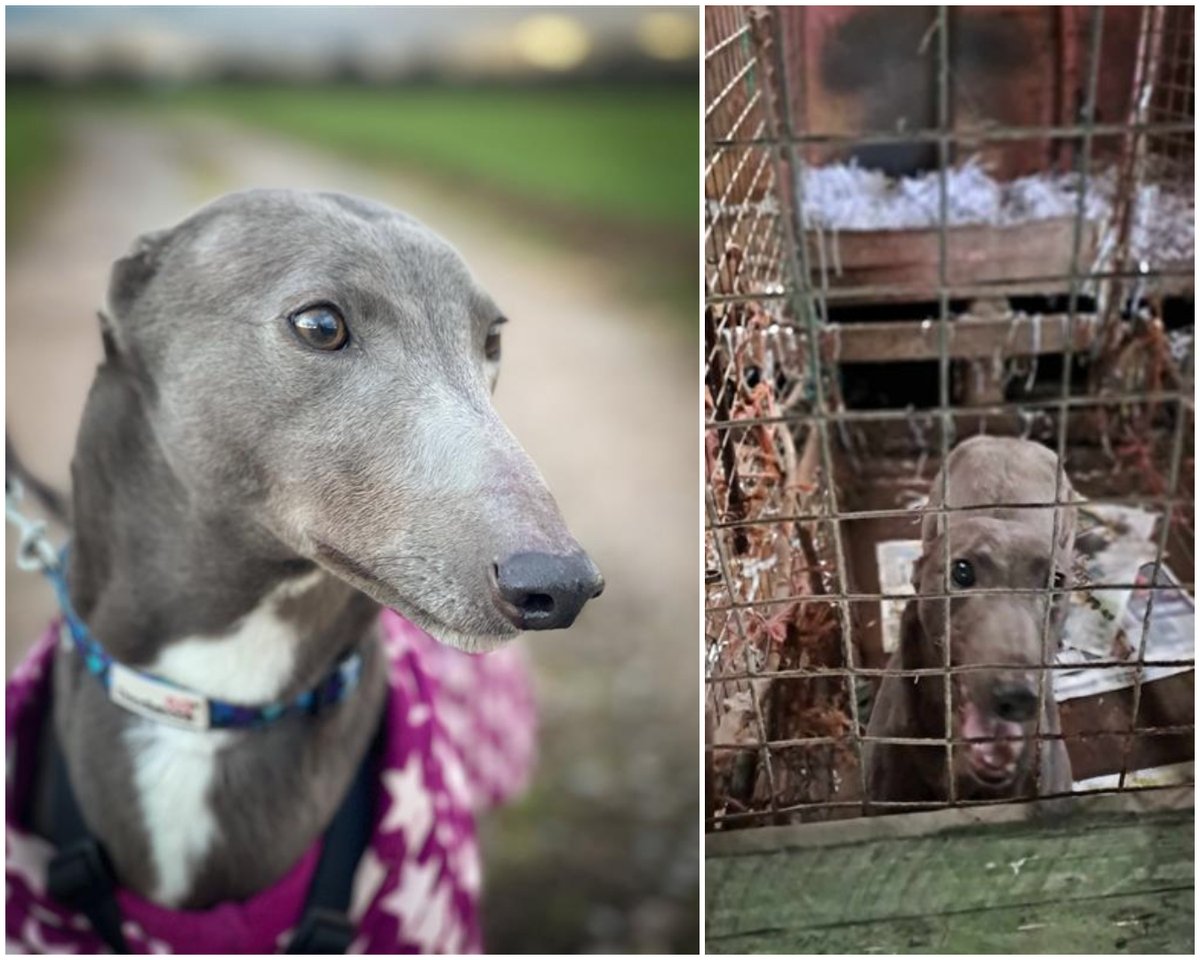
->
[
  {"left": 96, "top": 311, "right": 120, "bottom": 362},
  {"left": 107, "top": 228, "right": 172, "bottom": 321},
  {"left": 897, "top": 598, "right": 926, "bottom": 666},
  {"left": 910, "top": 551, "right": 925, "bottom": 591},
  {"left": 1056, "top": 476, "right": 1080, "bottom": 554}
]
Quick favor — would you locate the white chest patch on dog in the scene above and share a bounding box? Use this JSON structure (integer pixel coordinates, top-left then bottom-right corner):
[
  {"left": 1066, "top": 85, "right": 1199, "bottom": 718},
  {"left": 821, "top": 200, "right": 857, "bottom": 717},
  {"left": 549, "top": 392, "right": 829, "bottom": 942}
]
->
[
  {"left": 148, "top": 569, "right": 323, "bottom": 702},
  {"left": 124, "top": 722, "right": 233, "bottom": 906},
  {"left": 126, "top": 569, "right": 323, "bottom": 905}
]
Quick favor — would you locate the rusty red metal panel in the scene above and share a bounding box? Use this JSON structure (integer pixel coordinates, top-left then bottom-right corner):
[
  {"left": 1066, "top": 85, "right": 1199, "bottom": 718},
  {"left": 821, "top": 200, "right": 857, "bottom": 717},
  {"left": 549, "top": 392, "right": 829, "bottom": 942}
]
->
[
  {"left": 951, "top": 6, "right": 1058, "bottom": 177},
  {"left": 780, "top": 5, "right": 1143, "bottom": 178}
]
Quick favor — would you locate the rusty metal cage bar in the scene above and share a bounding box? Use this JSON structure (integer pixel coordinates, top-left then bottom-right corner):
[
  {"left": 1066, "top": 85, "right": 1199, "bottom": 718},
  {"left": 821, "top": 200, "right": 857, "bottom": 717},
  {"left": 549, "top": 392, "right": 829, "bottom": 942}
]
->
[
  {"left": 710, "top": 660, "right": 1198, "bottom": 684},
  {"left": 705, "top": 5, "right": 1195, "bottom": 829},
  {"left": 708, "top": 781, "right": 1185, "bottom": 825},
  {"left": 760, "top": 1, "right": 873, "bottom": 815},
  {"left": 706, "top": 265, "right": 1196, "bottom": 305},
  {"left": 704, "top": 4, "right": 786, "bottom": 821},
  {"left": 1032, "top": 4, "right": 1105, "bottom": 799},
  {"left": 709, "top": 583, "right": 1197, "bottom": 611},
  {"left": 707, "top": 390, "right": 1195, "bottom": 431},
  {"left": 709, "top": 494, "right": 1196, "bottom": 530},
  {"left": 711, "top": 724, "right": 1194, "bottom": 754},
  {"left": 712, "top": 119, "right": 1195, "bottom": 150},
  {"left": 934, "top": 2, "right": 956, "bottom": 808},
  {"left": 707, "top": 486, "right": 781, "bottom": 817},
  {"left": 1120, "top": 371, "right": 1189, "bottom": 788},
  {"left": 1110, "top": 5, "right": 1193, "bottom": 793}
]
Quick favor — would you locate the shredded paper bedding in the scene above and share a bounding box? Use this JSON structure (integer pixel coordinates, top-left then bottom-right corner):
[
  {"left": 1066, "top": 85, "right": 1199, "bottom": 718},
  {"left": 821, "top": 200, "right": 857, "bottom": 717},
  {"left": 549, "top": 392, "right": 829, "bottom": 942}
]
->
[{"left": 798, "top": 159, "right": 1195, "bottom": 265}]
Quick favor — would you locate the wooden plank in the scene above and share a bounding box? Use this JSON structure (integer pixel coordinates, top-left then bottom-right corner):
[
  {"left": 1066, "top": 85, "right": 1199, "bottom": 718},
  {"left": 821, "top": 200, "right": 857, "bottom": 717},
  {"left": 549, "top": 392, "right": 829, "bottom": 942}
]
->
[
  {"left": 1059, "top": 675, "right": 1195, "bottom": 782},
  {"left": 825, "top": 312, "right": 1097, "bottom": 363},
  {"left": 802, "top": 269, "right": 1194, "bottom": 304},
  {"left": 707, "top": 786, "right": 1192, "bottom": 854},
  {"left": 709, "top": 888, "right": 1192, "bottom": 953},
  {"left": 707, "top": 793, "right": 1194, "bottom": 954},
  {"left": 804, "top": 218, "right": 1099, "bottom": 301}
]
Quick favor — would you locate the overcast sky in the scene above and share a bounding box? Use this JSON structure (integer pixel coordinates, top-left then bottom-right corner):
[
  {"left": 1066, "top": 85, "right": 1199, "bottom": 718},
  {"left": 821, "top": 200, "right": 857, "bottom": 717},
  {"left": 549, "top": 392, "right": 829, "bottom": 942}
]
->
[
  {"left": 6, "top": 6, "right": 696, "bottom": 64},
  {"left": 9, "top": 5, "right": 700, "bottom": 78}
]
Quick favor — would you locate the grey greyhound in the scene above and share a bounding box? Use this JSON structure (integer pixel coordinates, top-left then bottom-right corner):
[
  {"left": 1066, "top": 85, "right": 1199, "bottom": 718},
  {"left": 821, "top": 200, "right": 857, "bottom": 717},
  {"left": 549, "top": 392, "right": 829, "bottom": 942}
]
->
[
  {"left": 20, "top": 189, "right": 603, "bottom": 913},
  {"left": 864, "top": 436, "right": 1074, "bottom": 809}
]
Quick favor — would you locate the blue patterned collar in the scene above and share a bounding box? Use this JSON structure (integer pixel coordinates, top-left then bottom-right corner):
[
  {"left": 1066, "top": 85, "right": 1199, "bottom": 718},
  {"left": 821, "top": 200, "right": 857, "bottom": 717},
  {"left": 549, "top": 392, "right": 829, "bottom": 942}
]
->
[{"left": 45, "top": 552, "right": 362, "bottom": 732}]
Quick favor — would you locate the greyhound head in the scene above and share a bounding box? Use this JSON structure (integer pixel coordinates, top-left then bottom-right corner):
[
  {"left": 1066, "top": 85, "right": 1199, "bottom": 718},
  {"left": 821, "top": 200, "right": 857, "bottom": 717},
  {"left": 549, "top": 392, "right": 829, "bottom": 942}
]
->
[
  {"left": 100, "top": 189, "right": 602, "bottom": 653},
  {"left": 909, "top": 436, "right": 1076, "bottom": 792}
]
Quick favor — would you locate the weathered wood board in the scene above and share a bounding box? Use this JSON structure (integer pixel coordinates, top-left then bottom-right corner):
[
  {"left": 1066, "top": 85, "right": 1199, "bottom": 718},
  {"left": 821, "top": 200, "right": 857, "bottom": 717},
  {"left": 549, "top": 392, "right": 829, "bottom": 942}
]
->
[
  {"left": 803, "top": 219, "right": 1099, "bottom": 304},
  {"left": 707, "top": 789, "right": 1194, "bottom": 953}
]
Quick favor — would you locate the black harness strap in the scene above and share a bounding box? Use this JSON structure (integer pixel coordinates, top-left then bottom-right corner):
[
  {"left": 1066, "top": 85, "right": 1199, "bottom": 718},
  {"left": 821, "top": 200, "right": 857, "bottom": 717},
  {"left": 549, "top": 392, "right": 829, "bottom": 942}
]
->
[
  {"left": 47, "top": 742, "right": 130, "bottom": 953},
  {"left": 45, "top": 721, "right": 380, "bottom": 955},
  {"left": 285, "top": 724, "right": 379, "bottom": 954}
]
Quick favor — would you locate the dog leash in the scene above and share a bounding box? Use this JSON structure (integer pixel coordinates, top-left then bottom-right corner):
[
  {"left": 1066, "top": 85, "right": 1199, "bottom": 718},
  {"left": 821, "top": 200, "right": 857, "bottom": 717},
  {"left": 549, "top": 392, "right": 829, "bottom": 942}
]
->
[
  {"left": 5, "top": 479, "right": 365, "bottom": 731},
  {"left": 5, "top": 475, "right": 61, "bottom": 573}
]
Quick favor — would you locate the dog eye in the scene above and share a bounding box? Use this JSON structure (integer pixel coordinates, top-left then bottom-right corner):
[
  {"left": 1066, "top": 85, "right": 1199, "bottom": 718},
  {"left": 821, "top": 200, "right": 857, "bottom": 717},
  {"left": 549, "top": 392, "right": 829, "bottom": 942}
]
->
[
  {"left": 290, "top": 305, "right": 348, "bottom": 351},
  {"left": 485, "top": 319, "right": 504, "bottom": 362},
  {"left": 950, "top": 559, "right": 975, "bottom": 588},
  {"left": 1053, "top": 571, "right": 1066, "bottom": 590}
]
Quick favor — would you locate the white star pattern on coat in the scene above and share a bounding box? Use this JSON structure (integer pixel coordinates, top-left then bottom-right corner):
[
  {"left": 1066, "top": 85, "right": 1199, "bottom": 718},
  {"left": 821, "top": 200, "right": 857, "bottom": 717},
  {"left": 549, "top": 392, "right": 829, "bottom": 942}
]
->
[
  {"left": 412, "top": 871, "right": 454, "bottom": 950},
  {"left": 376, "top": 859, "right": 444, "bottom": 950},
  {"left": 29, "top": 903, "right": 86, "bottom": 932},
  {"left": 20, "top": 918, "right": 76, "bottom": 955},
  {"left": 439, "top": 915, "right": 467, "bottom": 955},
  {"left": 449, "top": 839, "right": 482, "bottom": 896},
  {"left": 432, "top": 739, "right": 473, "bottom": 810},
  {"left": 407, "top": 703, "right": 431, "bottom": 727},
  {"left": 8, "top": 640, "right": 46, "bottom": 686},
  {"left": 438, "top": 821, "right": 462, "bottom": 850},
  {"left": 378, "top": 754, "right": 434, "bottom": 853},
  {"left": 378, "top": 857, "right": 451, "bottom": 951},
  {"left": 436, "top": 698, "right": 471, "bottom": 745},
  {"left": 348, "top": 848, "right": 387, "bottom": 922},
  {"left": 121, "top": 921, "right": 171, "bottom": 954},
  {"left": 387, "top": 662, "right": 421, "bottom": 703},
  {"left": 6, "top": 826, "right": 50, "bottom": 896}
]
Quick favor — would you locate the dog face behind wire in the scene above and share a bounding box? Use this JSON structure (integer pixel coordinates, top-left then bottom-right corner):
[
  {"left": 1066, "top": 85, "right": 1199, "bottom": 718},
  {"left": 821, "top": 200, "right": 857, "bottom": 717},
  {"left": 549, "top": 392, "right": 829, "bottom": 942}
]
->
[
  {"left": 908, "top": 436, "right": 1077, "bottom": 792},
  {"left": 100, "top": 189, "right": 601, "bottom": 653}
]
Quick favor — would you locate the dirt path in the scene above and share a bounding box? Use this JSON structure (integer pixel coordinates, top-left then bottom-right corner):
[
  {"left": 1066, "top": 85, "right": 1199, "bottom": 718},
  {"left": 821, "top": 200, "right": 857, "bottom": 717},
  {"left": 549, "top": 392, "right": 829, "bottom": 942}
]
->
[{"left": 5, "top": 111, "right": 698, "bottom": 952}]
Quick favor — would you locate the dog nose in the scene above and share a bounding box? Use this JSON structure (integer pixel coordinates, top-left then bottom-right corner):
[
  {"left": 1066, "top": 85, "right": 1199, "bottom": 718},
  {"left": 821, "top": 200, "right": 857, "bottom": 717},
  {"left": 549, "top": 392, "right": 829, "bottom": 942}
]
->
[
  {"left": 490, "top": 552, "right": 604, "bottom": 630},
  {"left": 993, "top": 681, "right": 1038, "bottom": 723}
]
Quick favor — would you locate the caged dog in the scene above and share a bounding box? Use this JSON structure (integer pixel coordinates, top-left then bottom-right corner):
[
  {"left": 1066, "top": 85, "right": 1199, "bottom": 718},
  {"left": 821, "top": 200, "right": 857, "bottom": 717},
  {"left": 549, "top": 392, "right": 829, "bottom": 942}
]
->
[
  {"left": 864, "top": 436, "right": 1075, "bottom": 811},
  {"left": 6, "top": 189, "right": 603, "bottom": 954}
]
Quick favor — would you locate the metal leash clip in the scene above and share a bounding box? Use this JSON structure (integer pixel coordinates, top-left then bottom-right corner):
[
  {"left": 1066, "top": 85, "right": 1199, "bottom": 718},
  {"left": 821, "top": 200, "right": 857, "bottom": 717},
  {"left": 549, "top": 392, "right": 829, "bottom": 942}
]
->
[{"left": 5, "top": 477, "right": 62, "bottom": 574}]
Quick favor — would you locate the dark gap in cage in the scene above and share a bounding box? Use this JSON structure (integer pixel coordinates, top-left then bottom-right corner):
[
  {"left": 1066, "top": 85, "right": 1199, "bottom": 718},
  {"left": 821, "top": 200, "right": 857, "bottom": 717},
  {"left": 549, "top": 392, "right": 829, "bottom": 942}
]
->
[
  {"left": 1006, "top": 294, "right": 1099, "bottom": 315},
  {"left": 1161, "top": 295, "right": 1195, "bottom": 330},
  {"left": 823, "top": 300, "right": 973, "bottom": 323},
  {"left": 840, "top": 361, "right": 942, "bottom": 410},
  {"left": 843, "top": 357, "right": 1086, "bottom": 410}
]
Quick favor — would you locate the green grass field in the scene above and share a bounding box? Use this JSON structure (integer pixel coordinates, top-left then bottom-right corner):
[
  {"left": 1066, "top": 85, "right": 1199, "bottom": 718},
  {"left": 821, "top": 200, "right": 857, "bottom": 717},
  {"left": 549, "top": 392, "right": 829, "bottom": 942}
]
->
[
  {"left": 7, "top": 84, "right": 696, "bottom": 314},
  {"left": 7, "top": 84, "right": 697, "bottom": 232},
  {"left": 174, "top": 85, "right": 698, "bottom": 230},
  {"left": 7, "top": 91, "right": 65, "bottom": 237}
]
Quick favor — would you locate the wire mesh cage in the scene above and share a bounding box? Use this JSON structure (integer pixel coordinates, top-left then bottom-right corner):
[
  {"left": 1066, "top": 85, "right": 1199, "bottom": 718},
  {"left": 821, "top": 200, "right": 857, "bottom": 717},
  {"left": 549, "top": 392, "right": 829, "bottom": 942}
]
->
[{"left": 705, "top": 5, "right": 1195, "bottom": 829}]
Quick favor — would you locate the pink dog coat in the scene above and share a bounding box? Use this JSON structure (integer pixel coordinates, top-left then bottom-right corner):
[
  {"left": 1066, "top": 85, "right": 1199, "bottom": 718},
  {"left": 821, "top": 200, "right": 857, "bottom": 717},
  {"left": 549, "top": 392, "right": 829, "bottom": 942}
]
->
[{"left": 6, "top": 610, "right": 536, "bottom": 954}]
